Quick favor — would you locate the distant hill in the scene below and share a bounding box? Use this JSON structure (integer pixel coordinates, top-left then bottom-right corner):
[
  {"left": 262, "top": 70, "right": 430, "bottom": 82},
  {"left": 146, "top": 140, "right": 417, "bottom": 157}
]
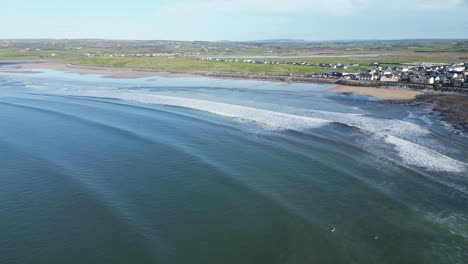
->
[{"left": 243, "top": 39, "right": 308, "bottom": 44}]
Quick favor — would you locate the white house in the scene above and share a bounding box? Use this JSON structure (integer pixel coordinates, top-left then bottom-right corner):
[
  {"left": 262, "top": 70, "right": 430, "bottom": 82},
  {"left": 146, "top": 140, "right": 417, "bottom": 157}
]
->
[
  {"left": 381, "top": 72, "right": 400, "bottom": 82},
  {"left": 449, "top": 66, "right": 466, "bottom": 72}
]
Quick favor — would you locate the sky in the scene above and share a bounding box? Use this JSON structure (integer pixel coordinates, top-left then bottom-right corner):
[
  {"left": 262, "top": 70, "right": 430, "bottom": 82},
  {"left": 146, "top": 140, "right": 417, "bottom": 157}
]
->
[{"left": 1, "top": 0, "right": 467, "bottom": 41}]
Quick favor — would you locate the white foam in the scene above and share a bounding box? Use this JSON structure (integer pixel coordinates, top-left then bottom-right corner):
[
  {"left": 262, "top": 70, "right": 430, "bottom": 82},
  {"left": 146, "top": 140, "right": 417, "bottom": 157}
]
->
[
  {"left": 306, "top": 110, "right": 468, "bottom": 173},
  {"left": 53, "top": 90, "right": 331, "bottom": 131},
  {"left": 28, "top": 83, "right": 466, "bottom": 173},
  {"left": 308, "top": 110, "right": 429, "bottom": 138},
  {"left": 384, "top": 135, "right": 466, "bottom": 173}
]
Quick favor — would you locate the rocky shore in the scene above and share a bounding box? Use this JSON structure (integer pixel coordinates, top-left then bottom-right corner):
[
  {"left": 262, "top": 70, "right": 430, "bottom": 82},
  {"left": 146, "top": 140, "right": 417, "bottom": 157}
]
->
[{"left": 391, "top": 93, "right": 468, "bottom": 134}]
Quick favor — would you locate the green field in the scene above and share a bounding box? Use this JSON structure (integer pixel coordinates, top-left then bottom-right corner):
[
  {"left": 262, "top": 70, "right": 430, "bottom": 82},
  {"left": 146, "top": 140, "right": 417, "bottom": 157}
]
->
[
  {"left": 1, "top": 39, "right": 467, "bottom": 75},
  {"left": 66, "top": 57, "right": 363, "bottom": 75}
]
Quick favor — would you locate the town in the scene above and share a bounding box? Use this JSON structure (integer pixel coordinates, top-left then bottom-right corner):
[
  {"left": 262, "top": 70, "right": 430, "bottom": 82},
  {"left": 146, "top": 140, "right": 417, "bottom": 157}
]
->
[
  {"left": 2, "top": 39, "right": 468, "bottom": 89},
  {"left": 201, "top": 57, "right": 468, "bottom": 88},
  {"left": 310, "top": 62, "right": 468, "bottom": 88},
  {"left": 79, "top": 50, "right": 468, "bottom": 88}
]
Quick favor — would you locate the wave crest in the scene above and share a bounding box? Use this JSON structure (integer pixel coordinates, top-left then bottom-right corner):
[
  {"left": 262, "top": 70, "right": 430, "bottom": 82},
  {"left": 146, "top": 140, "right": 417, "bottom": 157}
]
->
[
  {"left": 384, "top": 135, "right": 466, "bottom": 173},
  {"left": 29, "top": 87, "right": 467, "bottom": 173}
]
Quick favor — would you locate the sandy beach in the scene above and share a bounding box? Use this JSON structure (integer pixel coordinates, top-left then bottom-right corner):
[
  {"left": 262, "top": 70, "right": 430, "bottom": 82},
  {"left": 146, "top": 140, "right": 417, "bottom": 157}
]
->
[
  {"left": 1, "top": 61, "right": 340, "bottom": 85},
  {"left": 7, "top": 61, "right": 200, "bottom": 79},
  {"left": 0, "top": 69, "right": 43, "bottom": 74},
  {"left": 328, "top": 85, "right": 424, "bottom": 100},
  {"left": 1, "top": 61, "right": 426, "bottom": 101}
]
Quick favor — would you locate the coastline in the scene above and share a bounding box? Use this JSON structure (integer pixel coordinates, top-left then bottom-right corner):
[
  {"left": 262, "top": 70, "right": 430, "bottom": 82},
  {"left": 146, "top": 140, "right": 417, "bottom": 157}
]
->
[
  {"left": 328, "top": 85, "right": 423, "bottom": 100},
  {"left": 1, "top": 61, "right": 343, "bottom": 83},
  {"left": 2, "top": 61, "right": 466, "bottom": 92},
  {"left": 2, "top": 60, "right": 467, "bottom": 132},
  {"left": 393, "top": 94, "right": 468, "bottom": 133},
  {"left": 7, "top": 61, "right": 202, "bottom": 79},
  {"left": 5, "top": 61, "right": 427, "bottom": 100},
  {"left": 0, "top": 61, "right": 433, "bottom": 100}
]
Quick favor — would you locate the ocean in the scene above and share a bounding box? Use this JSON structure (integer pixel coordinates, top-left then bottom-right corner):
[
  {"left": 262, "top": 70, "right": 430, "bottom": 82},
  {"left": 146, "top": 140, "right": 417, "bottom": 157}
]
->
[{"left": 1, "top": 65, "right": 467, "bottom": 264}]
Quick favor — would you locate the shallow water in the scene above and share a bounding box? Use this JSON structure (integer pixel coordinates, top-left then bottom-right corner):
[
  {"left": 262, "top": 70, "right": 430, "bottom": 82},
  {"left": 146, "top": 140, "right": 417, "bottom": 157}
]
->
[{"left": 1, "top": 65, "right": 467, "bottom": 264}]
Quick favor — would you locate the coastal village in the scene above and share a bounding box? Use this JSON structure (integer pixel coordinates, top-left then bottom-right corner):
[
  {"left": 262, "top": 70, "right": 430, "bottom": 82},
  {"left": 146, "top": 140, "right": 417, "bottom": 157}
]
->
[
  {"left": 201, "top": 57, "right": 468, "bottom": 88},
  {"left": 6, "top": 38, "right": 467, "bottom": 89},
  {"left": 83, "top": 51, "right": 468, "bottom": 88},
  {"left": 311, "top": 62, "right": 468, "bottom": 88}
]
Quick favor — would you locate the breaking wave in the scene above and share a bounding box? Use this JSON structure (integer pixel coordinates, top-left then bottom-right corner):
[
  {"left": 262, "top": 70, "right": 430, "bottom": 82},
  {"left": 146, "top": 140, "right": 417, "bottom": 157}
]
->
[
  {"left": 307, "top": 110, "right": 466, "bottom": 173},
  {"left": 307, "top": 109, "right": 429, "bottom": 138},
  {"left": 28, "top": 87, "right": 467, "bottom": 173},
  {"left": 384, "top": 135, "right": 466, "bottom": 173},
  {"left": 47, "top": 90, "right": 332, "bottom": 131}
]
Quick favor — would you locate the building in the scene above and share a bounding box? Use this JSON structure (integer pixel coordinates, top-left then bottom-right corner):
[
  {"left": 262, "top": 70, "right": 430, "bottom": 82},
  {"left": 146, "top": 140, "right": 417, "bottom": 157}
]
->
[
  {"left": 380, "top": 72, "right": 400, "bottom": 82},
  {"left": 359, "top": 74, "right": 373, "bottom": 81}
]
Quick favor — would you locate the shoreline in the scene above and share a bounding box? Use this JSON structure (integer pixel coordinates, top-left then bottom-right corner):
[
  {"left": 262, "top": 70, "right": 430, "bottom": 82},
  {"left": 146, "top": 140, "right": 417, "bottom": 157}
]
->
[
  {"left": 392, "top": 93, "right": 468, "bottom": 133},
  {"left": 0, "top": 60, "right": 370, "bottom": 84},
  {"left": 17, "top": 61, "right": 341, "bottom": 84},
  {"left": 327, "top": 85, "right": 424, "bottom": 100},
  {"left": 4, "top": 61, "right": 428, "bottom": 100},
  {"left": 2, "top": 60, "right": 466, "bottom": 92},
  {"left": 2, "top": 61, "right": 425, "bottom": 99},
  {"left": 4, "top": 61, "right": 202, "bottom": 79},
  {"left": 2, "top": 60, "right": 467, "bottom": 132}
]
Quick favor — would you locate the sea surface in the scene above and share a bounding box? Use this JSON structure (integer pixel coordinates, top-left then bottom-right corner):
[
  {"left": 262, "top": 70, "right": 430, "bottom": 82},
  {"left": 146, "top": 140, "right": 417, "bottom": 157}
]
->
[{"left": 1, "top": 63, "right": 467, "bottom": 264}]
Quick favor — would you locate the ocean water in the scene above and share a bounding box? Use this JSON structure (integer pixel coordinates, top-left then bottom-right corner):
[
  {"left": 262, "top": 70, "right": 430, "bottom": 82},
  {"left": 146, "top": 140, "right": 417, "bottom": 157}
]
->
[{"left": 0, "top": 65, "right": 467, "bottom": 264}]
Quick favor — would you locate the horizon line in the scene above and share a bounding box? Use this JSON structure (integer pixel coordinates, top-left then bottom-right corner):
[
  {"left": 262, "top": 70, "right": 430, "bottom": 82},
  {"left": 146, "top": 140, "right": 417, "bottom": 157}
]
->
[{"left": 1, "top": 37, "right": 468, "bottom": 43}]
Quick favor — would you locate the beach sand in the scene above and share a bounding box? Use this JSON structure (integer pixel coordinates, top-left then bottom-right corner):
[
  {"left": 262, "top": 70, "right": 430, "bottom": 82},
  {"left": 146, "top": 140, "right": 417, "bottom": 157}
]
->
[
  {"left": 328, "top": 85, "right": 424, "bottom": 100},
  {"left": 11, "top": 61, "right": 200, "bottom": 79},
  {"left": 3, "top": 62, "right": 427, "bottom": 101},
  {"left": 0, "top": 69, "right": 43, "bottom": 74}
]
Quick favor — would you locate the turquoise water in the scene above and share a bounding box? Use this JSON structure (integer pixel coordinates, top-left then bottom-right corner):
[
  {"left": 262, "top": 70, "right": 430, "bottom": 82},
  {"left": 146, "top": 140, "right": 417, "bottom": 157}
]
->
[{"left": 1, "top": 65, "right": 467, "bottom": 264}]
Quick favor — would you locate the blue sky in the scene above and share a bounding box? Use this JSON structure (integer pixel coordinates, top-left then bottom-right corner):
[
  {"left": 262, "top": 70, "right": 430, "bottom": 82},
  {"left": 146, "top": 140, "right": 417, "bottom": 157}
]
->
[{"left": 1, "top": 0, "right": 467, "bottom": 41}]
